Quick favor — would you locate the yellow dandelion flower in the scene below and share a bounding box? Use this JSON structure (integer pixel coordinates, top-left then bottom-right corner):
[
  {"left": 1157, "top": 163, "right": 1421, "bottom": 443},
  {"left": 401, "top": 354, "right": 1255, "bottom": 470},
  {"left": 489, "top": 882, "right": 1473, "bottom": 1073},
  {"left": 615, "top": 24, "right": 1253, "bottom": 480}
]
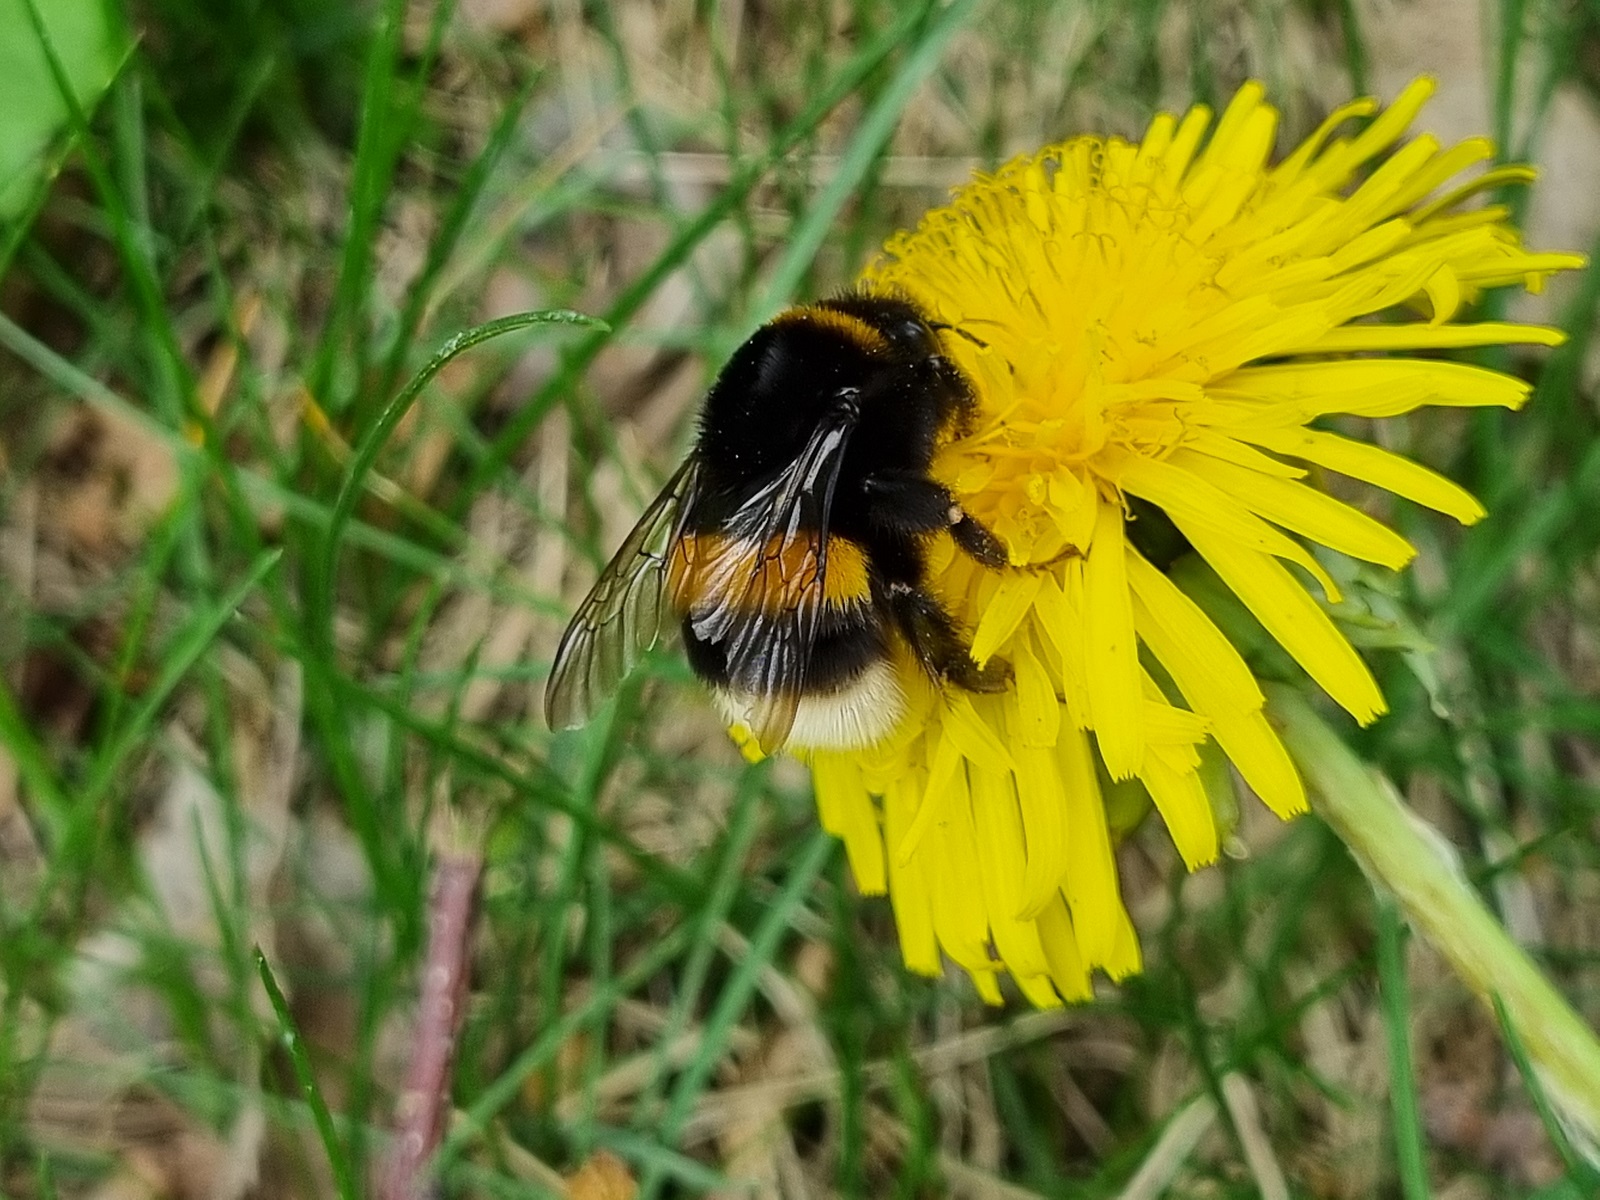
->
[{"left": 809, "top": 78, "right": 1585, "bottom": 1006}]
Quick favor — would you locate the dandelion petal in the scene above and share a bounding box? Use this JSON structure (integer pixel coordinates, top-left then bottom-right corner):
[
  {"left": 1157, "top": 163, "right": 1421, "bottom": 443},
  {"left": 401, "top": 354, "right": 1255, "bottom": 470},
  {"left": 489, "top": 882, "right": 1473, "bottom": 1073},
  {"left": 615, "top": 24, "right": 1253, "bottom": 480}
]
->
[
  {"left": 1084, "top": 501, "right": 1144, "bottom": 779},
  {"left": 1183, "top": 526, "right": 1387, "bottom": 724},
  {"left": 883, "top": 772, "right": 941, "bottom": 975}
]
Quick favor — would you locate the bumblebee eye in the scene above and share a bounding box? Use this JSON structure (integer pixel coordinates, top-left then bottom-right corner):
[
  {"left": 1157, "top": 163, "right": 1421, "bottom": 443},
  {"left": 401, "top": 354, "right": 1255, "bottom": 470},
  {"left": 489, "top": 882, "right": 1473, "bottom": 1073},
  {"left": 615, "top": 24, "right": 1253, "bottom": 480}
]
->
[{"left": 897, "top": 317, "right": 930, "bottom": 343}]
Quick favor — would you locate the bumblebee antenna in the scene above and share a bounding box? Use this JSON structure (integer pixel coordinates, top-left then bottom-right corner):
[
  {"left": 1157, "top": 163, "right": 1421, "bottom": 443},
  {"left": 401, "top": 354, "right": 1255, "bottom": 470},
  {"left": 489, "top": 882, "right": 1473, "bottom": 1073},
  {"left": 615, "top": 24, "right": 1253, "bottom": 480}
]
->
[{"left": 928, "top": 320, "right": 989, "bottom": 350}]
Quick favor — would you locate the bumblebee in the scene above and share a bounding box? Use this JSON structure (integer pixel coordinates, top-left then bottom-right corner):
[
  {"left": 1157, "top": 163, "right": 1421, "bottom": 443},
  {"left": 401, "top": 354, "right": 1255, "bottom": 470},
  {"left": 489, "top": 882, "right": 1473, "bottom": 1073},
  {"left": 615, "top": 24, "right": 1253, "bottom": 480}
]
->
[{"left": 544, "top": 291, "right": 1012, "bottom": 753}]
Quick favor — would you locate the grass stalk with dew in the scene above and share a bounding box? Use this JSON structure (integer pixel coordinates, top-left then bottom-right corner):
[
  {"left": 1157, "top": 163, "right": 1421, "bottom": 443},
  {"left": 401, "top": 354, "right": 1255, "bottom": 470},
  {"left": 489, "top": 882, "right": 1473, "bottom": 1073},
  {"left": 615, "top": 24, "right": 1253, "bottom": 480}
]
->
[{"left": 1273, "top": 685, "right": 1600, "bottom": 1146}]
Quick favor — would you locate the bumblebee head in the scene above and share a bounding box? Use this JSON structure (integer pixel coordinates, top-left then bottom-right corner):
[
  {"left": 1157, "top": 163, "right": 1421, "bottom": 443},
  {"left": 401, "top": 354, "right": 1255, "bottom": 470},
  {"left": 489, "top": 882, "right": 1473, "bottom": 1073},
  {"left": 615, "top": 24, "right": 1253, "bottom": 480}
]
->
[
  {"left": 697, "top": 309, "right": 885, "bottom": 481},
  {"left": 814, "top": 290, "right": 946, "bottom": 359}
]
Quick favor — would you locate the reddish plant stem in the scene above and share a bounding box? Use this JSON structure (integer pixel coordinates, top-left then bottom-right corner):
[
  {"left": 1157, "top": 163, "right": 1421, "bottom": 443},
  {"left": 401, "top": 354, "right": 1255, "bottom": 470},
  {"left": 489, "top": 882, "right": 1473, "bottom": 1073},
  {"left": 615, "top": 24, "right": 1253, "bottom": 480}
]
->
[{"left": 380, "top": 850, "right": 482, "bottom": 1200}]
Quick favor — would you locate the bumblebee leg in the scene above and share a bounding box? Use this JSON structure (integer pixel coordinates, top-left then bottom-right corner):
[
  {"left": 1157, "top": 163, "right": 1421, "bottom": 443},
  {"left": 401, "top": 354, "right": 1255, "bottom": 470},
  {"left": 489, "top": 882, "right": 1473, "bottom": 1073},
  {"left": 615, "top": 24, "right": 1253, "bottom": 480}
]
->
[
  {"left": 948, "top": 510, "right": 1008, "bottom": 569},
  {"left": 947, "top": 648, "right": 1013, "bottom": 692},
  {"left": 861, "top": 470, "right": 951, "bottom": 532},
  {"left": 863, "top": 472, "right": 1009, "bottom": 569},
  {"left": 889, "top": 583, "right": 1012, "bottom": 693}
]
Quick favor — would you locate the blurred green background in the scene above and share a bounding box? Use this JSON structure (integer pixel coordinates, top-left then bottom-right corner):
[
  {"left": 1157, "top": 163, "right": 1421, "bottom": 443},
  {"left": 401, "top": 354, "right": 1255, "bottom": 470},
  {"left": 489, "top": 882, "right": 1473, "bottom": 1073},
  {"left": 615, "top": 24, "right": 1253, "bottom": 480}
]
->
[{"left": 1, "top": 0, "right": 1599, "bottom": 1195}]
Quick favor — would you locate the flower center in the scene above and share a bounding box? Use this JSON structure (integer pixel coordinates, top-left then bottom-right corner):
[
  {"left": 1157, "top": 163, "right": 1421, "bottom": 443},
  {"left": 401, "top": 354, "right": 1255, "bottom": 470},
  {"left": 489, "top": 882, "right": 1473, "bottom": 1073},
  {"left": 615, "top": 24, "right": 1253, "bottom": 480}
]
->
[{"left": 923, "top": 150, "right": 1225, "bottom": 565}]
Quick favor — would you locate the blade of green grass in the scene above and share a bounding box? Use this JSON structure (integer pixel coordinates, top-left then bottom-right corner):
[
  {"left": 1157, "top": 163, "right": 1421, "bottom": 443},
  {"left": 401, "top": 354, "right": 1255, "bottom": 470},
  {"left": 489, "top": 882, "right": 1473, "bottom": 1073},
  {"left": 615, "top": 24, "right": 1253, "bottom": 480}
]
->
[
  {"left": 69, "top": 306, "right": 596, "bottom": 941},
  {"left": 85, "top": 548, "right": 283, "bottom": 802},
  {"left": 20, "top": 0, "right": 196, "bottom": 434},
  {"left": 309, "top": 307, "right": 605, "bottom": 659},
  {"left": 750, "top": 0, "right": 980, "bottom": 323},
  {"left": 0, "top": 306, "right": 534, "bottom": 599},
  {"left": 1376, "top": 899, "right": 1430, "bottom": 1200},
  {"left": 335, "top": 671, "right": 704, "bottom": 910},
  {"left": 304, "top": 0, "right": 406, "bottom": 416},
  {"left": 0, "top": 677, "right": 74, "bottom": 845},
  {"left": 1495, "top": 992, "right": 1600, "bottom": 1191},
  {"left": 256, "top": 947, "right": 360, "bottom": 1200},
  {"left": 0, "top": 0, "right": 124, "bottom": 223},
  {"left": 628, "top": 774, "right": 767, "bottom": 1133},
  {"left": 1439, "top": 225, "right": 1600, "bottom": 635},
  {"left": 439, "top": 923, "right": 696, "bottom": 1169},
  {"left": 639, "top": 828, "right": 835, "bottom": 1198},
  {"left": 462, "top": 0, "right": 946, "bottom": 502},
  {"left": 1492, "top": 0, "right": 1528, "bottom": 163},
  {"left": 375, "top": 67, "right": 544, "bottom": 400},
  {"left": 30, "top": 548, "right": 282, "bottom": 926},
  {"left": 588, "top": 1126, "right": 735, "bottom": 1193},
  {"left": 1333, "top": 0, "right": 1369, "bottom": 94}
]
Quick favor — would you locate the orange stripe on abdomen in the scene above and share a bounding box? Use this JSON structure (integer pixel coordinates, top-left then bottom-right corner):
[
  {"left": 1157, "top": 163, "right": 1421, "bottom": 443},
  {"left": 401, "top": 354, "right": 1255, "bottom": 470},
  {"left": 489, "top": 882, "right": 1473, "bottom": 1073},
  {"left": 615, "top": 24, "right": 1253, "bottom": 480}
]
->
[{"left": 668, "top": 532, "right": 872, "bottom": 615}]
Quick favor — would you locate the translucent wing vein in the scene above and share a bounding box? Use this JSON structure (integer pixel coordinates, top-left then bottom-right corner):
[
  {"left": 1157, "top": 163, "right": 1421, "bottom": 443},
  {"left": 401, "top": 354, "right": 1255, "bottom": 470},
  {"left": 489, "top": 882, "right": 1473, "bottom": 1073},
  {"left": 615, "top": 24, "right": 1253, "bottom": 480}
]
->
[{"left": 544, "top": 457, "right": 700, "bottom": 730}]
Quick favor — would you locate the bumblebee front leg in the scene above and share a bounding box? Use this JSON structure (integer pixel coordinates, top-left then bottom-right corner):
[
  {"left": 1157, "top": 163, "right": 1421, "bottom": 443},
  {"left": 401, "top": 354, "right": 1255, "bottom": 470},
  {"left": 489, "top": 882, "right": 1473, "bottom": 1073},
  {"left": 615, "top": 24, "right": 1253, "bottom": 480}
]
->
[
  {"left": 862, "top": 471, "right": 1009, "bottom": 569},
  {"left": 887, "top": 582, "right": 1011, "bottom": 693}
]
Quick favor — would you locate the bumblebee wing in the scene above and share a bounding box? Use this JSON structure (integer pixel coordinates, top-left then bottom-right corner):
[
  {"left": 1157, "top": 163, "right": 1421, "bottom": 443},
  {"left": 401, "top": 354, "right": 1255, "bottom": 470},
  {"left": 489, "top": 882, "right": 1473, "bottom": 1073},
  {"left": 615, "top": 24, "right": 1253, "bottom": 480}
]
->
[
  {"left": 688, "top": 408, "right": 857, "bottom": 752},
  {"left": 544, "top": 456, "right": 700, "bottom": 730},
  {"left": 741, "top": 691, "right": 803, "bottom": 757}
]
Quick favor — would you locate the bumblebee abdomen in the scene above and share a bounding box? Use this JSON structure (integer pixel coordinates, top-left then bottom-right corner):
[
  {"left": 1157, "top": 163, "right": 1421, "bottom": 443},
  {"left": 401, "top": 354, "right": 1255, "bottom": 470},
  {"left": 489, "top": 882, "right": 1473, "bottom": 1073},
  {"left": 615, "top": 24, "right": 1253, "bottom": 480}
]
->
[{"left": 681, "top": 613, "right": 889, "bottom": 695}]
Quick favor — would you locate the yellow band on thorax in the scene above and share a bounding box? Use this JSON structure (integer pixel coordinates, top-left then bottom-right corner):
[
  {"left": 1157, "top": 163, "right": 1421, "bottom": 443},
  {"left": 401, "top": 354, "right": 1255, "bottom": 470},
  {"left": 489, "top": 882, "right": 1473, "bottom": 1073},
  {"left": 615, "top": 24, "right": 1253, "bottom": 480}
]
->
[{"left": 769, "top": 305, "right": 889, "bottom": 355}]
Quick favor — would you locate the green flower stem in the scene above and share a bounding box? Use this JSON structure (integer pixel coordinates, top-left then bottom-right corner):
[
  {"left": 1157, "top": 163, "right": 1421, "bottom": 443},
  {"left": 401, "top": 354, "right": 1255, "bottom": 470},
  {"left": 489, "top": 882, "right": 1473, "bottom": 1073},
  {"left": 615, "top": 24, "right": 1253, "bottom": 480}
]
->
[{"left": 1267, "top": 684, "right": 1600, "bottom": 1142}]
